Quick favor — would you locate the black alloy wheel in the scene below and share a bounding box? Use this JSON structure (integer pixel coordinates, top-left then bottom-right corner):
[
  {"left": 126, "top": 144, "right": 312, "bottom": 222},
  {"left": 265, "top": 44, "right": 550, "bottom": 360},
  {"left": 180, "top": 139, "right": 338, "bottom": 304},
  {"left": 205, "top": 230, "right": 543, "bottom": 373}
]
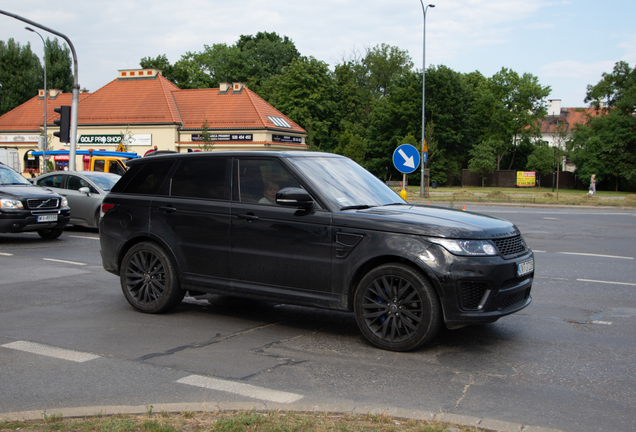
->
[
  {"left": 120, "top": 242, "right": 185, "bottom": 313},
  {"left": 354, "top": 263, "right": 441, "bottom": 351}
]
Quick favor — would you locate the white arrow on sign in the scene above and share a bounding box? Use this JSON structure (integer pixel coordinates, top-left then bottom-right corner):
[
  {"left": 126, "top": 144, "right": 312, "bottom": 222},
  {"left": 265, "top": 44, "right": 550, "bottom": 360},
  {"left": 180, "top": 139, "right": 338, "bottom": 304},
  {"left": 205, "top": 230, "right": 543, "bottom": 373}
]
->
[{"left": 398, "top": 148, "right": 415, "bottom": 169}]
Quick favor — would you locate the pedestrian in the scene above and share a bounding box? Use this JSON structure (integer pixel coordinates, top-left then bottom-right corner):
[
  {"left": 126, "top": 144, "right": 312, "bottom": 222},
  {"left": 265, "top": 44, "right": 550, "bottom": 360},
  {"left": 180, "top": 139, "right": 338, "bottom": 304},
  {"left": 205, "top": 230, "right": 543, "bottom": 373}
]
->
[{"left": 589, "top": 174, "right": 596, "bottom": 195}]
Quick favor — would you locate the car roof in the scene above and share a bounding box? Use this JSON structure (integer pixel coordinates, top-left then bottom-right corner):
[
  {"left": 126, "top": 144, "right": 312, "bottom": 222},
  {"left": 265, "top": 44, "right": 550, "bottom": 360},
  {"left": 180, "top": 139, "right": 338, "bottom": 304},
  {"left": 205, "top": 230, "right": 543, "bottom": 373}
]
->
[{"left": 126, "top": 151, "right": 344, "bottom": 167}]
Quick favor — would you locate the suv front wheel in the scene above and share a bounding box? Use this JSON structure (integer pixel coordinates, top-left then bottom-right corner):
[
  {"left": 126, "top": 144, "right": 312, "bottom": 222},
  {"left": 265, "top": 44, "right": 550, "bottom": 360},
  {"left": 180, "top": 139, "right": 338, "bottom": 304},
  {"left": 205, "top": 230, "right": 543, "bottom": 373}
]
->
[
  {"left": 354, "top": 263, "right": 442, "bottom": 351},
  {"left": 120, "top": 242, "right": 185, "bottom": 313}
]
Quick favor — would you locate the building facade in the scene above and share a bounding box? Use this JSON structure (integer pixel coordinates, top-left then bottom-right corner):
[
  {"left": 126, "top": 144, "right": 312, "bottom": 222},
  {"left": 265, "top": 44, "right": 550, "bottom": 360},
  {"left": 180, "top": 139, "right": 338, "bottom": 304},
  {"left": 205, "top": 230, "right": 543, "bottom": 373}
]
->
[{"left": 0, "top": 69, "right": 306, "bottom": 175}]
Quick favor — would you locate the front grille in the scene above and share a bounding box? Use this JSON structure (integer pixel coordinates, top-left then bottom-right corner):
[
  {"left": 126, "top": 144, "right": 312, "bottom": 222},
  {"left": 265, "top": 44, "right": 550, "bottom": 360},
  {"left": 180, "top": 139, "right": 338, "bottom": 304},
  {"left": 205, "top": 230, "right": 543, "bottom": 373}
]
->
[
  {"left": 26, "top": 198, "right": 59, "bottom": 209},
  {"left": 501, "top": 288, "right": 531, "bottom": 309},
  {"left": 493, "top": 235, "right": 527, "bottom": 257},
  {"left": 459, "top": 281, "right": 490, "bottom": 310},
  {"left": 501, "top": 276, "right": 531, "bottom": 290}
]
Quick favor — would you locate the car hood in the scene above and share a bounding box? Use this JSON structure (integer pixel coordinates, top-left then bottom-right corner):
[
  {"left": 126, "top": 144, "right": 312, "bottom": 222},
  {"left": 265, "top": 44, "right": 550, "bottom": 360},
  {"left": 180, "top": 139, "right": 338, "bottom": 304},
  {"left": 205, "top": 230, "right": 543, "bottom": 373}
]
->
[
  {"left": 0, "top": 185, "right": 61, "bottom": 200},
  {"left": 333, "top": 204, "right": 520, "bottom": 240}
]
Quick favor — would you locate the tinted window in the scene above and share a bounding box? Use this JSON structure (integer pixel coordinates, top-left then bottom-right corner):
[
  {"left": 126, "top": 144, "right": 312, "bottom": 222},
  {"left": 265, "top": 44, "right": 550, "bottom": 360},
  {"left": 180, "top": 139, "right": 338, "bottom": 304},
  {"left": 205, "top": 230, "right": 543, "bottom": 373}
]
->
[
  {"left": 236, "top": 159, "right": 301, "bottom": 204},
  {"left": 171, "top": 158, "right": 229, "bottom": 200},
  {"left": 93, "top": 160, "right": 105, "bottom": 172},
  {"left": 115, "top": 160, "right": 174, "bottom": 195},
  {"left": 36, "top": 174, "right": 65, "bottom": 188}
]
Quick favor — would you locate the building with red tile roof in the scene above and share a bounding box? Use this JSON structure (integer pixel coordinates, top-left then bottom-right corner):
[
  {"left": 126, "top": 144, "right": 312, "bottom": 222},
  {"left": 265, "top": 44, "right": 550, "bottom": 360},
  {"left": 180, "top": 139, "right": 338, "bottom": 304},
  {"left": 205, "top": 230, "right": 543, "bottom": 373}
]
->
[{"left": 0, "top": 69, "right": 306, "bottom": 174}]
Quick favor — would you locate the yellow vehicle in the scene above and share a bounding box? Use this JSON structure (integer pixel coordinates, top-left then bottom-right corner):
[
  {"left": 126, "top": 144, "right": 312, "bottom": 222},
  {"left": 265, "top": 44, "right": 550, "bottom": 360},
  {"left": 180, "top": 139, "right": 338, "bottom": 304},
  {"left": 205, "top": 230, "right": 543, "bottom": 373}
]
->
[{"left": 89, "top": 156, "right": 128, "bottom": 176}]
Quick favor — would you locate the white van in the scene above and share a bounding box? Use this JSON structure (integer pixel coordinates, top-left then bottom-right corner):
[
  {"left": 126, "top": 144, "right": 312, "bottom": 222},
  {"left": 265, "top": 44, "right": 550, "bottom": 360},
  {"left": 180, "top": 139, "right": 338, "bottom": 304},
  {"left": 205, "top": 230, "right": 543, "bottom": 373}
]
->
[{"left": 0, "top": 147, "right": 20, "bottom": 172}]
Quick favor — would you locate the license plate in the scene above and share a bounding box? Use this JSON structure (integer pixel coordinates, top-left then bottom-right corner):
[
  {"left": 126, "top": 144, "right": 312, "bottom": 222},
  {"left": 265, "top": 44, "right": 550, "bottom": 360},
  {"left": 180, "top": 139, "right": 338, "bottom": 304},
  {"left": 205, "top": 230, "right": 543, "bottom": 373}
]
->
[
  {"left": 37, "top": 214, "right": 58, "bottom": 223},
  {"left": 517, "top": 259, "right": 534, "bottom": 276}
]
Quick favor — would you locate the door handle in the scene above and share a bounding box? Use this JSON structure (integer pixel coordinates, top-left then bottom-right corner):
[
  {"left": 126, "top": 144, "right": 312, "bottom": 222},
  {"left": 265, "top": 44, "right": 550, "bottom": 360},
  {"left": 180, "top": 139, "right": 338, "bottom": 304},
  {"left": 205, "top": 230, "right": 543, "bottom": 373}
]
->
[
  {"left": 158, "top": 206, "right": 177, "bottom": 213},
  {"left": 238, "top": 213, "right": 259, "bottom": 222}
]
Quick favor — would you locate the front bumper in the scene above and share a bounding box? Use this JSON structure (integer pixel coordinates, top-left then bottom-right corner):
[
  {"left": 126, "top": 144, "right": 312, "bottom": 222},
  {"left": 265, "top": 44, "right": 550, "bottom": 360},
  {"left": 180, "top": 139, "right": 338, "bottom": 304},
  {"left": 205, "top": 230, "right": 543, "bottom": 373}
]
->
[
  {"left": 420, "top": 245, "right": 534, "bottom": 327},
  {"left": 0, "top": 209, "right": 71, "bottom": 234}
]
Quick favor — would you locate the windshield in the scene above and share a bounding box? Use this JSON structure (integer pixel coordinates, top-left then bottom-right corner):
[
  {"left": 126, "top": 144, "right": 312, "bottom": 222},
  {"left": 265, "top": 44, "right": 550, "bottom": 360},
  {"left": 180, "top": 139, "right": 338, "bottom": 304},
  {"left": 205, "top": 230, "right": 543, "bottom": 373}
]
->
[
  {"left": 288, "top": 156, "right": 406, "bottom": 209},
  {"left": 81, "top": 172, "right": 120, "bottom": 191},
  {"left": 0, "top": 166, "right": 32, "bottom": 186}
]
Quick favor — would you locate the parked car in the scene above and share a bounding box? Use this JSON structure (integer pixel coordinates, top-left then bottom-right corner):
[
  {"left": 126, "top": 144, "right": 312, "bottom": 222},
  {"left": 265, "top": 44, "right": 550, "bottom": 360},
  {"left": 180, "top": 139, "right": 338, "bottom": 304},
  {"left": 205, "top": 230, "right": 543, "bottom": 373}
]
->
[
  {"left": 99, "top": 151, "right": 534, "bottom": 351},
  {"left": 36, "top": 171, "right": 121, "bottom": 228},
  {"left": 0, "top": 162, "right": 70, "bottom": 239}
]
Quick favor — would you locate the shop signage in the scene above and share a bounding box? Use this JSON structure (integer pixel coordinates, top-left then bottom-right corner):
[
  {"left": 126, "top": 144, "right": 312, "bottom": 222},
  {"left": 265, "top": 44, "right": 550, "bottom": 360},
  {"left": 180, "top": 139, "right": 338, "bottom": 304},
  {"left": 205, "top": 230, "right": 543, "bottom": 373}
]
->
[
  {"left": 516, "top": 171, "right": 536, "bottom": 187},
  {"left": 0, "top": 134, "right": 40, "bottom": 143},
  {"left": 192, "top": 134, "right": 253, "bottom": 141},
  {"left": 272, "top": 134, "right": 302, "bottom": 144},
  {"left": 77, "top": 134, "right": 152, "bottom": 146}
]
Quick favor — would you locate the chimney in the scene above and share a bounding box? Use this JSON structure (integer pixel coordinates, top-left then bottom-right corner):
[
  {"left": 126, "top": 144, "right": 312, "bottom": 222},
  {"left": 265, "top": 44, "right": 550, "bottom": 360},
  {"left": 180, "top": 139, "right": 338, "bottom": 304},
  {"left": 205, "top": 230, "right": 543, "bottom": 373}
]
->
[
  {"left": 219, "top": 83, "right": 231, "bottom": 92},
  {"left": 548, "top": 99, "right": 561, "bottom": 116}
]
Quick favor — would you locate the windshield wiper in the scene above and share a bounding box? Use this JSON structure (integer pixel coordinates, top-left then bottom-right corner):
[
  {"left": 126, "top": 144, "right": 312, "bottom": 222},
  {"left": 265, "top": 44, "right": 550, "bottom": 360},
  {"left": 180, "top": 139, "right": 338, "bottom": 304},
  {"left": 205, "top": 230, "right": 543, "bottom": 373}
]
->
[{"left": 340, "top": 204, "right": 376, "bottom": 211}]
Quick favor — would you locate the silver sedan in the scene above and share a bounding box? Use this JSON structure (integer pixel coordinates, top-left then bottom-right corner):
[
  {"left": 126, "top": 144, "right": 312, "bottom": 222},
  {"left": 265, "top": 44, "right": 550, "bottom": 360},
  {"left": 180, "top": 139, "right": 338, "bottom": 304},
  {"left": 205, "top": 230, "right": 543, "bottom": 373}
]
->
[{"left": 35, "top": 171, "right": 120, "bottom": 228}]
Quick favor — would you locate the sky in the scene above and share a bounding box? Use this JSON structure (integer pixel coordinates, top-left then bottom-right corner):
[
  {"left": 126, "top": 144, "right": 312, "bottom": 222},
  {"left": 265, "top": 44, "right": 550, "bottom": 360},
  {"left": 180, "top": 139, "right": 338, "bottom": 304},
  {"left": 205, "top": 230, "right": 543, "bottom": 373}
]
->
[{"left": 1, "top": 0, "right": 635, "bottom": 108}]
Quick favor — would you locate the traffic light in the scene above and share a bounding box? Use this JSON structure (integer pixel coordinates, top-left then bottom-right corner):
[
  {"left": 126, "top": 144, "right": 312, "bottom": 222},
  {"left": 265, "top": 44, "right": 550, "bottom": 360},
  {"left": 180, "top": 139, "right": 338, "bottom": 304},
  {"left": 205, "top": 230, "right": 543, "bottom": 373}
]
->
[{"left": 53, "top": 106, "right": 71, "bottom": 143}]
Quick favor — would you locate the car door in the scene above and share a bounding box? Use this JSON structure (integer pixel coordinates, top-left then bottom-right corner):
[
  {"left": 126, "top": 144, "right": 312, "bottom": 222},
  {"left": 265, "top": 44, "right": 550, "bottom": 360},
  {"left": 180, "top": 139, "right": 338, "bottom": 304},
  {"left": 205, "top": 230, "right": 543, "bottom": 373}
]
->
[
  {"left": 230, "top": 157, "right": 333, "bottom": 302},
  {"left": 149, "top": 157, "right": 232, "bottom": 288},
  {"left": 64, "top": 174, "right": 101, "bottom": 226}
]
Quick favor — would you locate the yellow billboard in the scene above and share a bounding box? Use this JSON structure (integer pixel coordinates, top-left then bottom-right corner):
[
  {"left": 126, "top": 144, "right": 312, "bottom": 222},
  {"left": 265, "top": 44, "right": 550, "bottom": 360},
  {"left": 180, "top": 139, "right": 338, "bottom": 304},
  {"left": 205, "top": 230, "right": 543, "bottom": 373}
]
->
[{"left": 517, "top": 171, "right": 536, "bottom": 187}]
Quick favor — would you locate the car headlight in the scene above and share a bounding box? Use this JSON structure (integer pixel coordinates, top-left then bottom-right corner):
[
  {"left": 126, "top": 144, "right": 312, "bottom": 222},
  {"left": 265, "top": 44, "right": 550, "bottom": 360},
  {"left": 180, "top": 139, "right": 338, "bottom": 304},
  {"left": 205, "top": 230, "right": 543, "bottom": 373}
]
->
[
  {"left": 426, "top": 238, "right": 498, "bottom": 256},
  {"left": 0, "top": 198, "right": 24, "bottom": 209},
  {"left": 61, "top": 197, "right": 69, "bottom": 208}
]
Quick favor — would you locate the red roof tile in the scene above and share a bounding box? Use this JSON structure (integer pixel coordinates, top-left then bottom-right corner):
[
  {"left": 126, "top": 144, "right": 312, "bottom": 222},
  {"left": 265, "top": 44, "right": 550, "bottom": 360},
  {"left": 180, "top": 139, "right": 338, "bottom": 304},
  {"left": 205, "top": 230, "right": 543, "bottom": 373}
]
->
[
  {"left": 540, "top": 107, "right": 602, "bottom": 134},
  {"left": 0, "top": 93, "right": 90, "bottom": 132}
]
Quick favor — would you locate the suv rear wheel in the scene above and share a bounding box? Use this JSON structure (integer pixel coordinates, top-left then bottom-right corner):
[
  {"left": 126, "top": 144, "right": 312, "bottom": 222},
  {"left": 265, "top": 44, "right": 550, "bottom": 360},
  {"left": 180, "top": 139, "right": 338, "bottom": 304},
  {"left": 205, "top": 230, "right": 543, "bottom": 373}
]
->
[
  {"left": 354, "top": 263, "right": 441, "bottom": 351},
  {"left": 120, "top": 242, "right": 185, "bottom": 313}
]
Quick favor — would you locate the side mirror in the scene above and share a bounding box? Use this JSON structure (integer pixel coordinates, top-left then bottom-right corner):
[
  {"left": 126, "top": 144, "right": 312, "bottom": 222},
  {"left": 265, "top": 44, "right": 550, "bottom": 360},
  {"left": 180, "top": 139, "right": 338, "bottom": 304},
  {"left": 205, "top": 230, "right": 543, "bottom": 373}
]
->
[
  {"left": 276, "top": 187, "right": 314, "bottom": 209},
  {"left": 78, "top": 186, "right": 91, "bottom": 196}
]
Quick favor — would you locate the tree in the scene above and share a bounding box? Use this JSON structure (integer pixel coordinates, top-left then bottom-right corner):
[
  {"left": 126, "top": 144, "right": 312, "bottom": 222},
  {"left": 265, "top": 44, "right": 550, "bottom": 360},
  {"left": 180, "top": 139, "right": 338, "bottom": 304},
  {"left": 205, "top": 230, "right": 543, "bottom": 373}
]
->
[
  {"left": 260, "top": 57, "right": 337, "bottom": 151},
  {"left": 572, "top": 61, "right": 636, "bottom": 190},
  {"left": 468, "top": 138, "right": 498, "bottom": 186},
  {"left": 526, "top": 142, "right": 554, "bottom": 187},
  {"left": 199, "top": 119, "right": 214, "bottom": 151},
  {"left": 0, "top": 38, "right": 41, "bottom": 115},
  {"left": 44, "top": 38, "right": 73, "bottom": 92},
  {"left": 471, "top": 68, "right": 551, "bottom": 170}
]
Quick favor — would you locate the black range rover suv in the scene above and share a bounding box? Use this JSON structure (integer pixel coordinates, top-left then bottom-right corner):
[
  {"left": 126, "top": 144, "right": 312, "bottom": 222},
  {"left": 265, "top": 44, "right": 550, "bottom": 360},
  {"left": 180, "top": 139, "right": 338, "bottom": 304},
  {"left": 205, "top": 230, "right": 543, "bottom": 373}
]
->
[
  {"left": 0, "top": 162, "right": 70, "bottom": 239},
  {"left": 99, "top": 151, "right": 534, "bottom": 351}
]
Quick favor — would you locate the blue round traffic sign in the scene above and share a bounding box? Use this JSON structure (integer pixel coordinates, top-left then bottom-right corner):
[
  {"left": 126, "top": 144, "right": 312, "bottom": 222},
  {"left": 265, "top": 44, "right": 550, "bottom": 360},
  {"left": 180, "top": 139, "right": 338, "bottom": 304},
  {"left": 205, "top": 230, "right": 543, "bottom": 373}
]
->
[{"left": 392, "top": 144, "right": 421, "bottom": 174}]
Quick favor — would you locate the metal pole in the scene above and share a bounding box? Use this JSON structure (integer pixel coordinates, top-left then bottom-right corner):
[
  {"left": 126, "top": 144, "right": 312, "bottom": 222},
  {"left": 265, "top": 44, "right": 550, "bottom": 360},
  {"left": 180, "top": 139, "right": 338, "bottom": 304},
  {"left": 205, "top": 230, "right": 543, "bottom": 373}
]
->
[
  {"left": 1, "top": 9, "right": 79, "bottom": 171},
  {"left": 419, "top": 3, "right": 435, "bottom": 198},
  {"left": 25, "top": 27, "right": 47, "bottom": 174}
]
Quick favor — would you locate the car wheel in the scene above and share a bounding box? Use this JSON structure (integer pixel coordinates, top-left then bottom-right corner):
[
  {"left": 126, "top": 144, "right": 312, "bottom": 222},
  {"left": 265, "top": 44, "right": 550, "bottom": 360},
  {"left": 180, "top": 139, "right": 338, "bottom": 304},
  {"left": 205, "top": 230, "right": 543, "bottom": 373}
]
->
[
  {"left": 354, "top": 263, "right": 441, "bottom": 351},
  {"left": 94, "top": 209, "right": 100, "bottom": 229},
  {"left": 37, "top": 227, "right": 64, "bottom": 239},
  {"left": 120, "top": 242, "right": 185, "bottom": 313}
]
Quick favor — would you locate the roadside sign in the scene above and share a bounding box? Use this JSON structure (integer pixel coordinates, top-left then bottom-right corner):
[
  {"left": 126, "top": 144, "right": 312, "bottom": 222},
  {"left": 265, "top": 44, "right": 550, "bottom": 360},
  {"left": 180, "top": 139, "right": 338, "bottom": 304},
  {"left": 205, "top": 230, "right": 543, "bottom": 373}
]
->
[
  {"left": 393, "top": 144, "right": 420, "bottom": 174},
  {"left": 116, "top": 142, "right": 126, "bottom": 153},
  {"left": 422, "top": 152, "right": 427, "bottom": 163}
]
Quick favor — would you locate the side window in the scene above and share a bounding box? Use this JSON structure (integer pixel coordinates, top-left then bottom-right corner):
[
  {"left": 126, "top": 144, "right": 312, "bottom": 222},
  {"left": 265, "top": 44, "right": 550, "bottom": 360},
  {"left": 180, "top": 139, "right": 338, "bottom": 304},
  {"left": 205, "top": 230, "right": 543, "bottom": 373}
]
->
[
  {"left": 67, "top": 175, "right": 83, "bottom": 191},
  {"left": 37, "top": 174, "right": 65, "bottom": 188},
  {"left": 236, "top": 159, "right": 301, "bottom": 205},
  {"left": 109, "top": 161, "right": 125, "bottom": 176},
  {"left": 93, "top": 160, "right": 105, "bottom": 172},
  {"left": 116, "top": 160, "right": 174, "bottom": 195},
  {"left": 171, "top": 158, "right": 229, "bottom": 200}
]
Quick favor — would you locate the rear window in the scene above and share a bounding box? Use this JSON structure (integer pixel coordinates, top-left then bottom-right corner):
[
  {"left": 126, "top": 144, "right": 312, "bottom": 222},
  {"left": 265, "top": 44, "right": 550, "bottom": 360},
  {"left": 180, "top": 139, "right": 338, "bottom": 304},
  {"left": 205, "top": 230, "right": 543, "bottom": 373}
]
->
[{"left": 112, "top": 160, "right": 174, "bottom": 195}]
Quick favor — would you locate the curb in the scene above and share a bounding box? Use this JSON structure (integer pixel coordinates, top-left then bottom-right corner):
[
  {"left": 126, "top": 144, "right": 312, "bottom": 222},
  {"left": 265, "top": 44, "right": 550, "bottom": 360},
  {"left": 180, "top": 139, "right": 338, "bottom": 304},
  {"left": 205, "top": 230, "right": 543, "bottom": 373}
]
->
[{"left": 0, "top": 402, "right": 567, "bottom": 432}]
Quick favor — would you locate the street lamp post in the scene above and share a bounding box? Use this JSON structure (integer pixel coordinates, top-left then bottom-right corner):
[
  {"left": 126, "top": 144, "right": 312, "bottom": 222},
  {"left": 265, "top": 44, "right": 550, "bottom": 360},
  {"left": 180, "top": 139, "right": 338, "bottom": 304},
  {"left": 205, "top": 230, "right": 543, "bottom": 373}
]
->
[
  {"left": 25, "top": 26, "right": 47, "bottom": 174},
  {"left": 419, "top": 2, "right": 434, "bottom": 198}
]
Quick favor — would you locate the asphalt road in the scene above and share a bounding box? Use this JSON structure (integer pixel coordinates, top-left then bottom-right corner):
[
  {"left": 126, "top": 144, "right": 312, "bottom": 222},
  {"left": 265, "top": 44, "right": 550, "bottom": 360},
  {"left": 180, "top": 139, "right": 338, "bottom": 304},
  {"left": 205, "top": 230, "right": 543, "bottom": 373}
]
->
[{"left": 1, "top": 206, "right": 635, "bottom": 432}]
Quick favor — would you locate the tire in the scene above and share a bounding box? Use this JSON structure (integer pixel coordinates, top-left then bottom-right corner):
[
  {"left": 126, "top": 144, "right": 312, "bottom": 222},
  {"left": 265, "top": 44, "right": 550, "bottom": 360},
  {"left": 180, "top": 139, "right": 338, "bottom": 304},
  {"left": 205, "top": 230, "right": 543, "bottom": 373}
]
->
[
  {"left": 354, "top": 263, "right": 442, "bottom": 351},
  {"left": 120, "top": 242, "right": 185, "bottom": 313},
  {"left": 37, "top": 227, "right": 64, "bottom": 239}
]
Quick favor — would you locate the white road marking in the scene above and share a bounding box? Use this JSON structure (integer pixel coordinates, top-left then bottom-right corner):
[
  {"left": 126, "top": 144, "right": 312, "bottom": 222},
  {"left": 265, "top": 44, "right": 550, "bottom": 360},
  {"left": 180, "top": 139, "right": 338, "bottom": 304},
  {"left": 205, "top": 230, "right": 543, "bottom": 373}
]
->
[
  {"left": 69, "top": 235, "right": 99, "bottom": 240},
  {"left": 177, "top": 375, "right": 303, "bottom": 403},
  {"left": 43, "top": 258, "right": 86, "bottom": 265},
  {"left": 578, "top": 279, "right": 636, "bottom": 287},
  {"left": 592, "top": 321, "right": 613, "bottom": 325},
  {"left": 1, "top": 341, "right": 100, "bottom": 363},
  {"left": 558, "top": 252, "right": 633, "bottom": 260},
  {"left": 0, "top": 252, "right": 13, "bottom": 256}
]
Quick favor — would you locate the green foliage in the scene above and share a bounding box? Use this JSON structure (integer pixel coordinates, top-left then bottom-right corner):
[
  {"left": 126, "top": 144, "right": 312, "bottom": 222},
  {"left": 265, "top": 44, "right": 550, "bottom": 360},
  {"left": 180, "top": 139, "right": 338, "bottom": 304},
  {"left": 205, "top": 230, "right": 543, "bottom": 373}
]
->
[
  {"left": 573, "top": 61, "right": 636, "bottom": 189},
  {"left": 0, "top": 38, "right": 41, "bottom": 115},
  {"left": 468, "top": 138, "right": 498, "bottom": 186},
  {"left": 526, "top": 142, "right": 555, "bottom": 175},
  {"left": 44, "top": 38, "right": 73, "bottom": 92},
  {"left": 363, "top": 43, "right": 413, "bottom": 97},
  {"left": 260, "top": 57, "right": 337, "bottom": 151},
  {"left": 200, "top": 119, "right": 214, "bottom": 151}
]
